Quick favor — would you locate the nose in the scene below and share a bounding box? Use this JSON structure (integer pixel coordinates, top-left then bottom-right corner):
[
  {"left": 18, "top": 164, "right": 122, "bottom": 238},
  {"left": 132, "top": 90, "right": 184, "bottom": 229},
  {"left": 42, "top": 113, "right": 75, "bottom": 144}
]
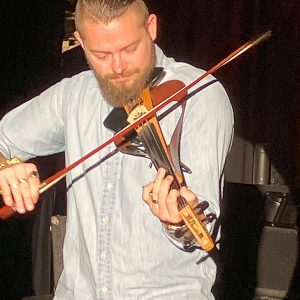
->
[{"left": 111, "top": 53, "right": 127, "bottom": 74}]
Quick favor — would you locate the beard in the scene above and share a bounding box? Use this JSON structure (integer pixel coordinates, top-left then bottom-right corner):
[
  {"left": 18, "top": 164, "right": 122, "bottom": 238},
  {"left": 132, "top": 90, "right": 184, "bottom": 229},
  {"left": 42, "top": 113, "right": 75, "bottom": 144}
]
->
[{"left": 89, "top": 45, "right": 156, "bottom": 108}]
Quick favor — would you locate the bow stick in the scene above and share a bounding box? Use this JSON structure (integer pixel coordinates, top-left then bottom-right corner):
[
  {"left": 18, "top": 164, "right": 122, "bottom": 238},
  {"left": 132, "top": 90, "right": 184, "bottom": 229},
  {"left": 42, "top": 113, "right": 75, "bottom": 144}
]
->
[{"left": 0, "top": 31, "right": 272, "bottom": 220}]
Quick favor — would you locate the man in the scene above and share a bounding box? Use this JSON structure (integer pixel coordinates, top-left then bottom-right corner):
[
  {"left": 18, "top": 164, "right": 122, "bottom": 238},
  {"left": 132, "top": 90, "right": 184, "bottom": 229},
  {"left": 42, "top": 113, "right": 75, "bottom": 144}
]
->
[{"left": 0, "top": 0, "right": 233, "bottom": 299}]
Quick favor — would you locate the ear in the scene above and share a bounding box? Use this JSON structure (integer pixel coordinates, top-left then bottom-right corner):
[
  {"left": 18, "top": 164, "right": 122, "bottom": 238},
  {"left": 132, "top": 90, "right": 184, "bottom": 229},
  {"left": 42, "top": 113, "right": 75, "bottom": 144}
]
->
[
  {"left": 74, "top": 31, "right": 85, "bottom": 50},
  {"left": 147, "top": 14, "right": 157, "bottom": 41}
]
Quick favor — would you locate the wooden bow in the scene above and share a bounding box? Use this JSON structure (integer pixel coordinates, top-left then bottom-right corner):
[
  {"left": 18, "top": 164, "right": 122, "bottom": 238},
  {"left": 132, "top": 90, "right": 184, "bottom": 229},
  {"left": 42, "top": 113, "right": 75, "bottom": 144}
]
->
[{"left": 0, "top": 31, "right": 272, "bottom": 221}]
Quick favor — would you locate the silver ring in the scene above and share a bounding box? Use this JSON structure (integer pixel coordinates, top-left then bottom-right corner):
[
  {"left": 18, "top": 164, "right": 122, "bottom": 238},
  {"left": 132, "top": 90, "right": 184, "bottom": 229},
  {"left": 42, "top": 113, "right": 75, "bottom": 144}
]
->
[
  {"left": 10, "top": 183, "right": 19, "bottom": 189},
  {"left": 148, "top": 192, "right": 158, "bottom": 204},
  {"left": 30, "top": 170, "right": 39, "bottom": 178},
  {"left": 11, "top": 204, "right": 17, "bottom": 211},
  {"left": 19, "top": 178, "right": 28, "bottom": 184}
]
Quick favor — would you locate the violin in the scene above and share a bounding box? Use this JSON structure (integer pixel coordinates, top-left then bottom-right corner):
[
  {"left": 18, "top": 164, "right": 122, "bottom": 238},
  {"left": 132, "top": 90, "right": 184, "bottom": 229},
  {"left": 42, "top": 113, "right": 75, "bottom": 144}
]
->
[
  {"left": 0, "top": 31, "right": 272, "bottom": 252},
  {"left": 104, "top": 75, "right": 215, "bottom": 251}
]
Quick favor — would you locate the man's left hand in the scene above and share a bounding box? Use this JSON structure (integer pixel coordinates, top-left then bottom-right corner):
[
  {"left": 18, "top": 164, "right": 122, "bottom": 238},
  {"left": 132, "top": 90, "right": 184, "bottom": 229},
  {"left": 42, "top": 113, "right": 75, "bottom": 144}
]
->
[{"left": 142, "top": 168, "right": 199, "bottom": 224}]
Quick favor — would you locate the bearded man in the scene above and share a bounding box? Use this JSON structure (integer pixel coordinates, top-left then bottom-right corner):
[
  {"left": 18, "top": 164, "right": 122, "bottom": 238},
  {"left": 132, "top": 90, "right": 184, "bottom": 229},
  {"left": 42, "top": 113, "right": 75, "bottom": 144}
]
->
[{"left": 0, "top": 1, "right": 233, "bottom": 299}]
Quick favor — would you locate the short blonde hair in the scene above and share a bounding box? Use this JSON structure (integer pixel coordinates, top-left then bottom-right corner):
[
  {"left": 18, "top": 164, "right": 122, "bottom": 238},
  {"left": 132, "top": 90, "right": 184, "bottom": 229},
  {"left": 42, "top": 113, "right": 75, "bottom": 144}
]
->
[{"left": 75, "top": 0, "right": 149, "bottom": 32}]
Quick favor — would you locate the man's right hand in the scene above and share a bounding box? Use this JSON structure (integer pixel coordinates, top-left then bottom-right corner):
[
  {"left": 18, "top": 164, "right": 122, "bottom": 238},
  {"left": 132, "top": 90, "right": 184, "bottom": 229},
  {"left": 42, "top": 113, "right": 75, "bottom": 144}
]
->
[{"left": 0, "top": 162, "right": 40, "bottom": 214}]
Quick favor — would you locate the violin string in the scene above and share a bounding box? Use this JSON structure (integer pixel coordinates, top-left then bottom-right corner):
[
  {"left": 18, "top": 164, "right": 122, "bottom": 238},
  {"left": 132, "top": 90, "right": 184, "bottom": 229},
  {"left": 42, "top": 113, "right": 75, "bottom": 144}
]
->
[{"left": 139, "top": 118, "right": 187, "bottom": 209}]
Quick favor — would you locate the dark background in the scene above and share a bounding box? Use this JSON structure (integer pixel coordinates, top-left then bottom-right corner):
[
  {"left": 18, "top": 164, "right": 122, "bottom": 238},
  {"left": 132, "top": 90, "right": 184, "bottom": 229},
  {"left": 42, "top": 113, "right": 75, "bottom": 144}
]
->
[{"left": 0, "top": 1, "right": 299, "bottom": 299}]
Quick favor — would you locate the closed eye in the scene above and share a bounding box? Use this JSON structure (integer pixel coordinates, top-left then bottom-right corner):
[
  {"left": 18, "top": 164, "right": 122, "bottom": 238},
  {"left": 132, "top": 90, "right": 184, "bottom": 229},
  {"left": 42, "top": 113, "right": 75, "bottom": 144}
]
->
[
  {"left": 94, "top": 53, "right": 109, "bottom": 60},
  {"left": 125, "top": 45, "right": 137, "bottom": 53}
]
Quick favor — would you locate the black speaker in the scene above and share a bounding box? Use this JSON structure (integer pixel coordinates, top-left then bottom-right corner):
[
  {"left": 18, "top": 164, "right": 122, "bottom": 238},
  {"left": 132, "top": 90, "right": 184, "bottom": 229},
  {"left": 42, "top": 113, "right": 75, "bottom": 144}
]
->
[
  {"left": 254, "top": 225, "right": 298, "bottom": 300},
  {"left": 221, "top": 183, "right": 299, "bottom": 300}
]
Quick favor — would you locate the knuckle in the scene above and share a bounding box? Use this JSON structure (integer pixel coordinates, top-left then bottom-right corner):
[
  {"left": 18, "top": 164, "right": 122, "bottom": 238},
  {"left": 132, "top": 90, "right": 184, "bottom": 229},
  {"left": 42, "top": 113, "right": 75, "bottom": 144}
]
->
[
  {"left": 186, "top": 194, "right": 197, "bottom": 203},
  {"left": 19, "top": 180, "right": 29, "bottom": 187},
  {"left": 165, "top": 175, "right": 173, "bottom": 183},
  {"left": 12, "top": 163, "right": 23, "bottom": 171},
  {"left": 26, "top": 163, "right": 36, "bottom": 170},
  {"left": 2, "top": 167, "right": 14, "bottom": 177}
]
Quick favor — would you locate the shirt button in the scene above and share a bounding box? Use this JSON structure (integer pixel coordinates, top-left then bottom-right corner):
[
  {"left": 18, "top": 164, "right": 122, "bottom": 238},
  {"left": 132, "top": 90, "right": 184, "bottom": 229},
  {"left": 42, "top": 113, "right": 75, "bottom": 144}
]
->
[
  {"left": 106, "top": 182, "right": 113, "bottom": 190},
  {"left": 102, "top": 216, "right": 109, "bottom": 224},
  {"left": 100, "top": 251, "right": 107, "bottom": 260},
  {"left": 101, "top": 286, "right": 108, "bottom": 294}
]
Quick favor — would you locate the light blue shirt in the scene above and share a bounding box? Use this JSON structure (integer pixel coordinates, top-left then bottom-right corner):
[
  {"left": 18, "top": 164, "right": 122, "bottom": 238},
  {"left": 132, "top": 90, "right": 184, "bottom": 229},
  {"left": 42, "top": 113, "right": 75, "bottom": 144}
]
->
[{"left": 0, "top": 47, "right": 233, "bottom": 299}]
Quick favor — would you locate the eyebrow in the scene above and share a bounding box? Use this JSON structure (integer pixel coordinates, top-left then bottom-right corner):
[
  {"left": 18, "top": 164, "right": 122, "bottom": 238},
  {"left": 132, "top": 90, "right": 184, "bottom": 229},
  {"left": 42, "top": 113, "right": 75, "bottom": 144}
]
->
[{"left": 89, "top": 39, "right": 140, "bottom": 54}]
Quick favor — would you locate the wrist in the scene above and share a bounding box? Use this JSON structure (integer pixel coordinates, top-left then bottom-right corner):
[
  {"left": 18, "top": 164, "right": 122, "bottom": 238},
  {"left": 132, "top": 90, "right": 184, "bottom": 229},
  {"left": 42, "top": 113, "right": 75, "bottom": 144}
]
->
[{"left": 162, "top": 222, "right": 197, "bottom": 251}]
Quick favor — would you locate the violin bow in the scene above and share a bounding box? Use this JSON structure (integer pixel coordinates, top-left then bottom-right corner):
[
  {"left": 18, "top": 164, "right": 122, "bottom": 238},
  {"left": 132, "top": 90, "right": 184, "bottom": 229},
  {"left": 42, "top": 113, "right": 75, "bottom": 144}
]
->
[{"left": 0, "top": 31, "right": 272, "bottom": 220}]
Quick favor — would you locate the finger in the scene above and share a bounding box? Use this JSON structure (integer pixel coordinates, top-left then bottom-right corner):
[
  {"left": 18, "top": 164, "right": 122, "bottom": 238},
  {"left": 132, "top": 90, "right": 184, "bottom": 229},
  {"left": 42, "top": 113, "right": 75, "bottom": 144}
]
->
[
  {"left": 148, "top": 189, "right": 160, "bottom": 217},
  {"left": 152, "top": 168, "right": 166, "bottom": 201},
  {"left": 12, "top": 164, "right": 35, "bottom": 212},
  {"left": 165, "top": 189, "right": 182, "bottom": 223},
  {"left": 180, "top": 186, "right": 198, "bottom": 207},
  {"left": 157, "top": 175, "right": 173, "bottom": 203},
  {"left": 1, "top": 166, "right": 25, "bottom": 213},
  {"left": 142, "top": 181, "right": 161, "bottom": 216},
  {"left": 8, "top": 180, "right": 25, "bottom": 214},
  {"left": 0, "top": 174, "right": 14, "bottom": 206},
  {"left": 156, "top": 175, "right": 174, "bottom": 221},
  {"left": 26, "top": 167, "right": 40, "bottom": 204},
  {"left": 142, "top": 182, "right": 154, "bottom": 205}
]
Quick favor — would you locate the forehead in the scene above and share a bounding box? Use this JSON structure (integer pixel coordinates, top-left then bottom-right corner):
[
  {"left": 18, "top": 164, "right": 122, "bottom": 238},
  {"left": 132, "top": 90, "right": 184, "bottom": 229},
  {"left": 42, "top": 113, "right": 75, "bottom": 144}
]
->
[{"left": 80, "top": 7, "right": 146, "bottom": 50}]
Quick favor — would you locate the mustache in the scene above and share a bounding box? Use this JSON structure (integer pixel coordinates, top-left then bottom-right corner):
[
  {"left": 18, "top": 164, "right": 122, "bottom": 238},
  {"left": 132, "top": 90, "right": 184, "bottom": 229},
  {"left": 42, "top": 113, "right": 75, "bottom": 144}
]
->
[{"left": 105, "top": 68, "right": 140, "bottom": 80}]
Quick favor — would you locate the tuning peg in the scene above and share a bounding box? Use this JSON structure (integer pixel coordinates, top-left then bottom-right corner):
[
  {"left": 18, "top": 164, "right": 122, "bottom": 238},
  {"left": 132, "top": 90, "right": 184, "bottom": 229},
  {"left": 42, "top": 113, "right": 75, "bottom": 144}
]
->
[
  {"left": 195, "top": 200, "right": 209, "bottom": 213},
  {"left": 206, "top": 213, "right": 216, "bottom": 223}
]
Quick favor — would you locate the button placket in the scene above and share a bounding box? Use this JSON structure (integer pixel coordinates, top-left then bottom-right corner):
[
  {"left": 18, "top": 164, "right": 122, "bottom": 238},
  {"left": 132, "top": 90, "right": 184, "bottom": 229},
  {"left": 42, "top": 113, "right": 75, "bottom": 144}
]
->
[{"left": 97, "top": 152, "right": 120, "bottom": 299}]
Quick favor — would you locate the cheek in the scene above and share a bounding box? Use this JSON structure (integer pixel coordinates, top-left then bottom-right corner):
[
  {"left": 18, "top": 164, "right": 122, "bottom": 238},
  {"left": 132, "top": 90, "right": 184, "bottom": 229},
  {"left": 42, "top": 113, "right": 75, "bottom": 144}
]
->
[
  {"left": 133, "top": 54, "right": 146, "bottom": 68},
  {"left": 93, "top": 63, "right": 107, "bottom": 77},
  {"left": 131, "top": 45, "right": 153, "bottom": 69},
  {"left": 87, "top": 56, "right": 109, "bottom": 77}
]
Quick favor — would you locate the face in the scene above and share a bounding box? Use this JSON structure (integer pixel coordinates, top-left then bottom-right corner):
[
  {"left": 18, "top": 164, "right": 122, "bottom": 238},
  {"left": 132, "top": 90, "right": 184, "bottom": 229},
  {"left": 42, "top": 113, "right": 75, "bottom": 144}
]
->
[{"left": 75, "top": 7, "right": 157, "bottom": 107}]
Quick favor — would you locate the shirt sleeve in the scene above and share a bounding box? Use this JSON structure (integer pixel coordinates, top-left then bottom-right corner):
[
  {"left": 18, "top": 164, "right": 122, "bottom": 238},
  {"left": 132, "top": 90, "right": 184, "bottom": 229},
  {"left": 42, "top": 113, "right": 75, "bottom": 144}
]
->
[
  {"left": 0, "top": 79, "right": 68, "bottom": 161},
  {"left": 161, "top": 68, "right": 234, "bottom": 251}
]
